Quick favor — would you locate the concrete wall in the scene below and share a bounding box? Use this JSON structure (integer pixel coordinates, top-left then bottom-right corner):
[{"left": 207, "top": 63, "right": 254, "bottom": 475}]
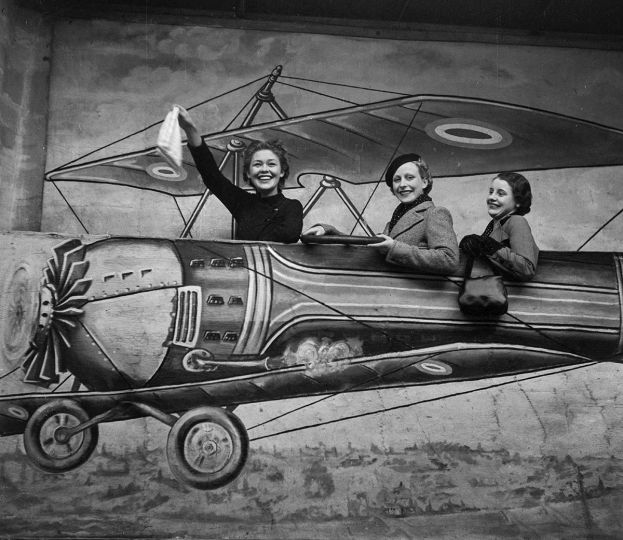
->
[{"left": 0, "top": 0, "right": 51, "bottom": 231}]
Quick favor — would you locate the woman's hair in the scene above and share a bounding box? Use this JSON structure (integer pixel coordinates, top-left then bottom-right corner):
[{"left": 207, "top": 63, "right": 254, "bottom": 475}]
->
[
  {"left": 384, "top": 153, "right": 433, "bottom": 194},
  {"left": 242, "top": 140, "right": 290, "bottom": 190},
  {"left": 495, "top": 172, "right": 532, "bottom": 215}
]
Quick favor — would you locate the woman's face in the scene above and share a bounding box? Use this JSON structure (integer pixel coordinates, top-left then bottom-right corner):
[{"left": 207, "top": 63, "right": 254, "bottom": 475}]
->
[
  {"left": 391, "top": 162, "right": 428, "bottom": 204},
  {"left": 248, "top": 149, "right": 284, "bottom": 197},
  {"left": 487, "top": 177, "right": 517, "bottom": 220}
]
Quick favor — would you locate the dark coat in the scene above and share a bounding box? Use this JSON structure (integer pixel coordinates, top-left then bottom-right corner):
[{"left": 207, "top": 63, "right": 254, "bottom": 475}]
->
[{"left": 189, "top": 141, "right": 303, "bottom": 243}]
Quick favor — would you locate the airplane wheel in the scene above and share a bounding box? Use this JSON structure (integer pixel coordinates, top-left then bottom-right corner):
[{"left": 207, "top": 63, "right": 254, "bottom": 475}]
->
[
  {"left": 166, "top": 407, "right": 249, "bottom": 490},
  {"left": 24, "top": 399, "right": 99, "bottom": 473}
]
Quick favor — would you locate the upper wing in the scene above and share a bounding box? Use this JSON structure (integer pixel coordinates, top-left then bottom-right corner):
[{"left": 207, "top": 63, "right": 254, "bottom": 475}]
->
[{"left": 46, "top": 94, "right": 623, "bottom": 194}]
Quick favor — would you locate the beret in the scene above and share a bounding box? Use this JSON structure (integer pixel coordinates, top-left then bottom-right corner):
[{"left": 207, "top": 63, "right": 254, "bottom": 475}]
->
[{"left": 384, "top": 153, "right": 424, "bottom": 187}]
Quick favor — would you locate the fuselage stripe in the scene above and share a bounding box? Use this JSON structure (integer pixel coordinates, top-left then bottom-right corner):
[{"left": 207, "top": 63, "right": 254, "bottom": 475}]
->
[{"left": 266, "top": 247, "right": 618, "bottom": 294}]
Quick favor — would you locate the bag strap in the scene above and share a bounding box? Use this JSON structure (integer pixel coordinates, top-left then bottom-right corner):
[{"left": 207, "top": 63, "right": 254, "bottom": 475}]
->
[
  {"left": 463, "top": 254, "right": 501, "bottom": 282},
  {"left": 463, "top": 256, "right": 475, "bottom": 280}
]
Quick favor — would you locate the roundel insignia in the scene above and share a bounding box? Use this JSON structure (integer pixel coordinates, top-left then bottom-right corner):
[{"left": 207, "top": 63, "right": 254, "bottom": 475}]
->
[
  {"left": 146, "top": 162, "right": 188, "bottom": 182},
  {"left": 425, "top": 118, "right": 512, "bottom": 150},
  {"left": 8, "top": 406, "right": 29, "bottom": 420},
  {"left": 415, "top": 360, "right": 453, "bottom": 376}
]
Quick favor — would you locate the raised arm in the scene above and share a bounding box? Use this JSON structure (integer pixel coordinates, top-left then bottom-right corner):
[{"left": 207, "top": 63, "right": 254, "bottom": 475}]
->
[{"left": 177, "top": 105, "right": 245, "bottom": 215}]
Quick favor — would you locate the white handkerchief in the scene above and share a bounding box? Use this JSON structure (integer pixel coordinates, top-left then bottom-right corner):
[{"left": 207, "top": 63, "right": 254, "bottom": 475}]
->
[{"left": 157, "top": 106, "right": 183, "bottom": 170}]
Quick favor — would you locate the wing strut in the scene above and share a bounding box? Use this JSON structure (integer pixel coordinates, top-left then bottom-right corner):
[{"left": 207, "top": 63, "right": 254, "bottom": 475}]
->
[
  {"left": 302, "top": 176, "right": 375, "bottom": 236},
  {"left": 180, "top": 65, "right": 288, "bottom": 239}
]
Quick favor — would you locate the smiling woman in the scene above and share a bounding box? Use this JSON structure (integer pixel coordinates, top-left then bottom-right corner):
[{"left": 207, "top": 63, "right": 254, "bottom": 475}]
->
[
  {"left": 459, "top": 172, "right": 539, "bottom": 281},
  {"left": 173, "top": 106, "right": 303, "bottom": 243},
  {"left": 305, "top": 153, "right": 460, "bottom": 275}
]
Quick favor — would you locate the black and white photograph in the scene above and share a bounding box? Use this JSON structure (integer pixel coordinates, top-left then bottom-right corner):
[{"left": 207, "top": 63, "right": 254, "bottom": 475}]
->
[{"left": 1, "top": 1, "right": 623, "bottom": 538}]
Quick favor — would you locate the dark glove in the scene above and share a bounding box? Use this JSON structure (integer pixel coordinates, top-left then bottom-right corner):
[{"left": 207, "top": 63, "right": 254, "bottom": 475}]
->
[
  {"left": 459, "top": 234, "right": 484, "bottom": 257},
  {"left": 480, "top": 236, "right": 504, "bottom": 255}
]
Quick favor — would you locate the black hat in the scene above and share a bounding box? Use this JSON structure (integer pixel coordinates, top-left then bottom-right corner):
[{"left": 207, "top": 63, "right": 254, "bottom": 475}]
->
[{"left": 384, "top": 153, "right": 425, "bottom": 188}]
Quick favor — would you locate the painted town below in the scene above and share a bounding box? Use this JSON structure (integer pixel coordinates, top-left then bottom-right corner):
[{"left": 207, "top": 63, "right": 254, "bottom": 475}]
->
[{"left": 1, "top": 433, "right": 621, "bottom": 539}]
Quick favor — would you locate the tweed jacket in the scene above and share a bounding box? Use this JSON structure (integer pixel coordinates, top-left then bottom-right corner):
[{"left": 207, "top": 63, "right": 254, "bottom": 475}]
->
[
  {"left": 383, "top": 200, "right": 459, "bottom": 275},
  {"left": 483, "top": 215, "right": 539, "bottom": 281}
]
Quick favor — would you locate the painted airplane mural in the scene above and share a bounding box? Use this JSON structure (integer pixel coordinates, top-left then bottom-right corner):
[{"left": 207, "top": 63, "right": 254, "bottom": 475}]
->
[{"left": 2, "top": 66, "right": 623, "bottom": 490}]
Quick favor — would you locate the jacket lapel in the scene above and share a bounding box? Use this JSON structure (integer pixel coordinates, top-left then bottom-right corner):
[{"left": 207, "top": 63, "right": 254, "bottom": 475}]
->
[{"left": 391, "top": 200, "right": 432, "bottom": 238}]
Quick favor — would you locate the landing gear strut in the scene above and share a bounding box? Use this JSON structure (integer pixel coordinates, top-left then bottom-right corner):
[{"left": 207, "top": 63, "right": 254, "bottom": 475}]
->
[
  {"left": 22, "top": 400, "right": 249, "bottom": 490},
  {"left": 23, "top": 399, "right": 99, "bottom": 473}
]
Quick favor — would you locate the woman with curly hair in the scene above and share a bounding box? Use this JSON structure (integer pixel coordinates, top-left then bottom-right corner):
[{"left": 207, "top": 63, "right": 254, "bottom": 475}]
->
[
  {"left": 175, "top": 105, "right": 302, "bottom": 243},
  {"left": 459, "top": 172, "right": 539, "bottom": 281}
]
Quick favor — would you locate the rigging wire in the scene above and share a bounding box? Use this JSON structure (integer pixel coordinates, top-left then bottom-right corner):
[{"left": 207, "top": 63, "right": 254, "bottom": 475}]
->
[
  {"left": 51, "top": 182, "right": 90, "bottom": 234},
  {"left": 440, "top": 274, "right": 593, "bottom": 358},
  {"left": 348, "top": 102, "right": 423, "bottom": 235},
  {"left": 0, "top": 366, "right": 72, "bottom": 423},
  {"left": 281, "top": 75, "right": 411, "bottom": 97},
  {"left": 576, "top": 207, "right": 623, "bottom": 251},
  {"left": 247, "top": 348, "right": 452, "bottom": 431},
  {"left": 276, "top": 81, "right": 360, "bottom": 106},
  {"left": 250, "top": 362, "right": 597, "bottom": 442},
  {"left": 50, "top": 373, "right": 74, "bottom": 393},
  {"left": 0, "top": 365, "right": 22, "bottom": 383},
  {"left": 223, "top": 92, "right": 257, "bottom": 131},
  {"left": 45, "top": 75, "right": 266, "bottom": 175},
  {"left": 173, "top": 198, "right": 192, "bottom": 239},
  {"left": 78, "top": 320, "right": 136, "bottom": 392}
]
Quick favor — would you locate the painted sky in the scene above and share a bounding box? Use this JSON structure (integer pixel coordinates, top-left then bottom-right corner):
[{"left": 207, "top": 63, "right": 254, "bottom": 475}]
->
[
  {"left": 42, "top": 20, "right": 623, "bottom": 250},
  {"left": 32, "top": 18, "right": 623, "bottom": 453}
]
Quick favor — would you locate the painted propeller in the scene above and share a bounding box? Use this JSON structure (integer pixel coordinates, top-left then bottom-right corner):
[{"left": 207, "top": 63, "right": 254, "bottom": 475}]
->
[{"left": 22, "top": 239, "right": 92, "bottom": 385}]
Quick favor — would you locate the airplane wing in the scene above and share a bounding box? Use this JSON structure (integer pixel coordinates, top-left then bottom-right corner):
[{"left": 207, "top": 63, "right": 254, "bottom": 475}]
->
[
  {"left": 0, "top": 340, "right": 593, "bottom": 437},
  {"left": 46, "top": 94, "right": 623, "bottom": 195}
]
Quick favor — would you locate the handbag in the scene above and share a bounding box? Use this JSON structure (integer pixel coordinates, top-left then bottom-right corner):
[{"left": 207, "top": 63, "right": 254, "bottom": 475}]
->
[{"left": 458, "top": 256, "right": 508, "bottom": 316}]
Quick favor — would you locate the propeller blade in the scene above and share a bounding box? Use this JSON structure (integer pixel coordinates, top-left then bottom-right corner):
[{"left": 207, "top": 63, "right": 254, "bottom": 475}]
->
[
  {"left": 54, "top": 316, "right": 77, "bottom": 329},
  {"left": 57, "top": 245, "right": 86, "bottom": 295},
  {"left": 38, "top": 339, "right": 57, "bottom": 382},
  {"left": 58, "top": 281, "right": 92, "bottom": 306},
  {"left": 23, "top": 349, "right": 44, "bottom": 383},
  {"left": 60, "top": 260, "right": 90, "bottom": 295},
  {"left": 45, "top": 258, "right": 58, "bottom": 285},
  {"left": 51, "top": 239, "right": 82, "bottom": 283},
  {"left": 55, "top": 294, "right": 89, "bottom": 311},
  {"left": 51, "top": 328, "right": 65, "bottom": 375},
  {"left": 21, "top": 347, "right": 37, "bottom": 373},
  {"left": 54, "top": 325, "right": 72, "bottom": 348},
  {"left": 54, "top": 307, "right": 84, "bottom": 319}
]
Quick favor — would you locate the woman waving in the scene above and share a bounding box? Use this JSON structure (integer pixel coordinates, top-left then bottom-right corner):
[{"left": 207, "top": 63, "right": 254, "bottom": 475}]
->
[{"left": 176, "top": 106, "right": 303, "bottom": 243}]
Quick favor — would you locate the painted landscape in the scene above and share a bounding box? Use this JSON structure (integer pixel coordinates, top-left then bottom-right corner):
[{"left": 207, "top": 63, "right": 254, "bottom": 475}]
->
[{"left": 2, "top": 429, "right": 622, "bottom": 539}]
